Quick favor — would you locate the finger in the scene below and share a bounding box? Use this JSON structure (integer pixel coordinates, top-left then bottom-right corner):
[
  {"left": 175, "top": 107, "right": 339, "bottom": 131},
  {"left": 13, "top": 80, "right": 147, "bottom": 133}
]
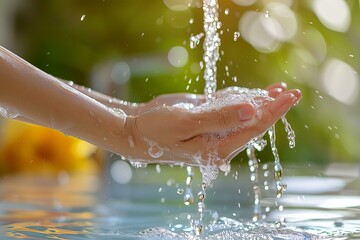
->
[
  {"left": 150, "top": 93, "right": 205, "bottom": 107},
  {"left": 189, "top": 103, "right": 256, "bottom": 136},
  {"left": 268, "top": 88, "right": 283, "bottom": 98},
  {"left": 267, "top": 82, "right": 287, "bottom": 98},
  {"left": 266, "top": 82, "right": 287, "bottom": 92},
  {"left": 217, "top": 89, "right": 301, "bottom": 160}
]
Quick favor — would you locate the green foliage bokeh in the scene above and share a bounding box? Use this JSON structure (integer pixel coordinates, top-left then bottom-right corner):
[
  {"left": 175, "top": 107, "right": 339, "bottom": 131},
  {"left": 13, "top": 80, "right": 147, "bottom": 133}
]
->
[{"left": 7, "top": 0, "right": 360, "bottom": 165}]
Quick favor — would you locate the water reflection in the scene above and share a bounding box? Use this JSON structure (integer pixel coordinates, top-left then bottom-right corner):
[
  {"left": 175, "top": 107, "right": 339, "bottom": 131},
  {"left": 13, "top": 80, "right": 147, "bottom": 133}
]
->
[
  {"left": 0, "top": 165, "right": 360, "bottom": 239},
  {"left": 4, "top": 219, "right": 94, "bottom": 239},
  {"left": 0, "top": 174, "right": 98, "bottom": 239}
]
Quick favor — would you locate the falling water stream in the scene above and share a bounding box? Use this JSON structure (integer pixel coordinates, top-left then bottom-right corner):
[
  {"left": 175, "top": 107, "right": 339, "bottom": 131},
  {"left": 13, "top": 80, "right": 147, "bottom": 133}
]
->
[
  {"left": 183, "top": 0, "right": 297, "bottom": 236},
  {"left": 187, "top": 0, "right": 221, "bottom": 235}
]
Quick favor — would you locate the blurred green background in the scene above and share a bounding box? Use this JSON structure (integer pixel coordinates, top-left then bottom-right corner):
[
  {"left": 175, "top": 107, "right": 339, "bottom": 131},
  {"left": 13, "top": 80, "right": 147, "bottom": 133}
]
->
[{"left": 0, "top": 0, "right": 359, "bottom": 168}]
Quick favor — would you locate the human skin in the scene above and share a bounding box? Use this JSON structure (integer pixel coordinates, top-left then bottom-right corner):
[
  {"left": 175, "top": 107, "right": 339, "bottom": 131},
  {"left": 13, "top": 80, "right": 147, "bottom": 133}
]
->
[{"left": 0, "top": 46, "right": 301, "bottom": 166}]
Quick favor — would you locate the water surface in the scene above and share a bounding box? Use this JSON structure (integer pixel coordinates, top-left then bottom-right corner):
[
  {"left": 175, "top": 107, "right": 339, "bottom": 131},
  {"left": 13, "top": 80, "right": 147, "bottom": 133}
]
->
[{"left": 0, "top": 163, "right": 359, "bottom": 239}]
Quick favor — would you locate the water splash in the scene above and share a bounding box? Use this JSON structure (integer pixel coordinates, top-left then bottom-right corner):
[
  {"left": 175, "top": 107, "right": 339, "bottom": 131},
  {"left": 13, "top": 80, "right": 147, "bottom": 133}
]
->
[
  {"left": 129, "top": 161, "right": 148, "bottom": 168},
  {"left": 189, "top": 33, "right": 204, "bottom": 49},
  {"left": 268, "top": 125, "right": 286, "bottom": 200},
  {"left": 140, "top": 217, "right": 320, "bottom": 239},
  {"left": 0, "top": 106, "right": 19, "bottom": 119},
  {"left": 233, "top": 31, "right": 241, "bottom": 41},
  {"left": 134, "top": 0, "right": 296, "bottom": 236},
  {"left": 281, "top": 117, "right": 296, "bottom": 148}
]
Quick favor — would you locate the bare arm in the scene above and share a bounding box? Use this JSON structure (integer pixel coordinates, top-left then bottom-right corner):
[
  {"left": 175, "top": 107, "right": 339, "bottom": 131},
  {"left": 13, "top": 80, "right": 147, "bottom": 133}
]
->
[
  {"left": 0, "top": 46, "right": 129, "bottom": 155},
  {"left": 0, "top": 46, "right": 301, "bottom": 166}
]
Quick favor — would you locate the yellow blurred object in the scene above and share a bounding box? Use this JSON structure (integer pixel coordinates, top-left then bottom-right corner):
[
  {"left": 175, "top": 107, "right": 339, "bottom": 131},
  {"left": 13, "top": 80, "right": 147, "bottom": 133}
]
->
[{"left": 0, "top": 119, "right": 98, "bottom": 175}]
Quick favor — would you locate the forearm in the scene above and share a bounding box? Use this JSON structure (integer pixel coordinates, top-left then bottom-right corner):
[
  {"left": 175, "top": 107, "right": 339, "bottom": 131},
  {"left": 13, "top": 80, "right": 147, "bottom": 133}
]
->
[
  {"left": 0, "top": 46, "right": 129, "bottom": 155},
  {"left": 60, "top": 79, "right": 141, "bottom": 115}
]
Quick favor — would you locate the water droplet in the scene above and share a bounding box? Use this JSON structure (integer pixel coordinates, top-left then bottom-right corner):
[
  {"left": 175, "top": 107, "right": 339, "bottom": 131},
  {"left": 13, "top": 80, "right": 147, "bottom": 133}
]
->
[
  {"left": 156, "top": 164, "right": 161, "bottom": 174},
  {"left": 224, "top": 8, "right": 229, "bottom": 15},
  {"left": 0, "top": 107, "right": 19, "bottom": 119},
  {"left": 265, "top": 10, "right": 270, "bottom": 18},
  {"left": 233, "top": 31, "right": 240, "bottom": 41},
  {"left": 197, "top": 202, "right": 206, "bottom": 213},
  {"left": 184, "top": 192, "right": 194, "bottom": 206},
  {"left": 177, "top": 188, "right": 184, "bottom": 194},
  {"left": 274, "top": 163, "right": 283, "bottom": 181},
  {"left": 167, "top": 178, "right": 175, "bottom": 186},
  {"left": 129, "top": 161, "right": 148, "bottom": 168},
  {"left": 190, "top": 33, "right": 204, "bottom": 49},
  {"left": 80, "top": 14, "right": 86, "bottom": 21},
  {"left": 145, "top": 138, "right": 164, "bottom": 159},
  {"left": 198, "top": 191, "right": 205, "bottom": 200}
]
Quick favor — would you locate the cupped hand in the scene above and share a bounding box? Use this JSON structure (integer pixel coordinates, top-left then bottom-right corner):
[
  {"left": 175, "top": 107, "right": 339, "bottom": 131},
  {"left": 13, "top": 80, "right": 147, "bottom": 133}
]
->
[
  {"left": 121, "top": 84, "right": 301, "bottom": 166},
  {"left": 119, "top": 82, "right": 288, "bottom": 115}
]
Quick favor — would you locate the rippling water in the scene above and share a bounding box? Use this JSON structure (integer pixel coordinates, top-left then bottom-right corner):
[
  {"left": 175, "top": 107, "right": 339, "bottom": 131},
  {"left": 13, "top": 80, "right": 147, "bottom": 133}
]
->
[{"left": 0, "top": 163, "right": 359, "bottom": 239}]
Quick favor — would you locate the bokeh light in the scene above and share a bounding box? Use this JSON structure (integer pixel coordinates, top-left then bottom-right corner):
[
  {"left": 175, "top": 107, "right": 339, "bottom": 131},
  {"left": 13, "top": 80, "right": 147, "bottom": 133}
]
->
[
  {"left": 168, "top": 46, "right": 189, "bottom": 68},
  {"left": 264, "top": 2, "right": 297, "bottom": 41},
  {"left": 231, "top": 0, "right": 256, "bottom": 7},
  {"left": 110, "top": 160, "right": 133, "bottom": 184},
  {"left": 239, "top": 3, "right": 297, "bottom": 53},
  {"left": 163, "top": 0, "right": 192, "bottom": 11},
  {"left": 312, "top": 0, "right": 351, "bottom": 32},
  {"left": 111, "top": 61, "right": 131, "bottom": 85},
  {"left": 239, "top": 11, "right": 281, "bottom": 53},
  {"left": 321, "top": 58, "right": 359, "bottom": 105}
]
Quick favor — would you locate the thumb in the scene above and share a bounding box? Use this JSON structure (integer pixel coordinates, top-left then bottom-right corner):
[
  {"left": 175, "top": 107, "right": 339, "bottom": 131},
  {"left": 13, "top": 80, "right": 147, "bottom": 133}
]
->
[{"left": 192, "top": 103, "right": 255, "bottom": 134}]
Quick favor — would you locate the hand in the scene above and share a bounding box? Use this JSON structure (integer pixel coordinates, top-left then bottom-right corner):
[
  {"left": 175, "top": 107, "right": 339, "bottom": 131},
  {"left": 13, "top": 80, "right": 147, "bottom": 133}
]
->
[
  {"left": 116, "top": 83, "right": 287, "bottom": 115},
  {"left": 0, "top": 46, "right": 300, "bottom": 167},
  {"left": 120, "top": 83, "right": 301, "bottom": 166}
]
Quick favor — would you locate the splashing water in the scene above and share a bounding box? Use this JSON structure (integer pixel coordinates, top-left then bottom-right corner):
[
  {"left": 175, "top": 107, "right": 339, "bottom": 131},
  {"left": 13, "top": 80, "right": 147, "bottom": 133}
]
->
[
  {"left": 120, "top": 0, "right": 297, "bottom": 237},
  {"left": 281, "top": 117, "right": 296, "bottom": 148},
  {"left": 185, "top": 0, "right": 221, "bottom": 235},
  {"left": 0, "top": 106, "right": 20, "bottom": 119},
  {"left": 268, "top": 126, "right": 287, "bottom": 200},
  {"left": 190, "top": 33, "right": 204, "bottom": 49},
  {"left": 182, "top": 0, "right": 297, "bottom": 235}
]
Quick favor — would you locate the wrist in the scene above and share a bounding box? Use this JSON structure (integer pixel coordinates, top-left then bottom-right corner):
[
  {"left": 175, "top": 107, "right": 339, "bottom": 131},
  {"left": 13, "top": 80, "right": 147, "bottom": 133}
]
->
[{"left": 110, "top": 110, "right": 138, "bottom": 159}]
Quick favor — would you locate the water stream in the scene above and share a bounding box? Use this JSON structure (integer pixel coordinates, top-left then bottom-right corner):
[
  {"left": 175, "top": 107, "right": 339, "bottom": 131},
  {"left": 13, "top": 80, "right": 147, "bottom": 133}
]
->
[{"left": 184, "top": 0, "right": 298, "bottom": 235}]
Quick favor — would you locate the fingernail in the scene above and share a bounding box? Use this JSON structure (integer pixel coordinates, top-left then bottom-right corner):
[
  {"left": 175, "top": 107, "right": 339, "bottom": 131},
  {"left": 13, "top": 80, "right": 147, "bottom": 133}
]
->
[
  {"left": 269, "top": 87, "right": 283, "bottom": 94},
  {"left": 275, "top": 87, "right": 283, "bottom": 93},
  {"left": 238, "top": 105, "right": 254, "bottom": 121},
  {"left": 280, "top": 82, "right": 287, "bottom": 88}
]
